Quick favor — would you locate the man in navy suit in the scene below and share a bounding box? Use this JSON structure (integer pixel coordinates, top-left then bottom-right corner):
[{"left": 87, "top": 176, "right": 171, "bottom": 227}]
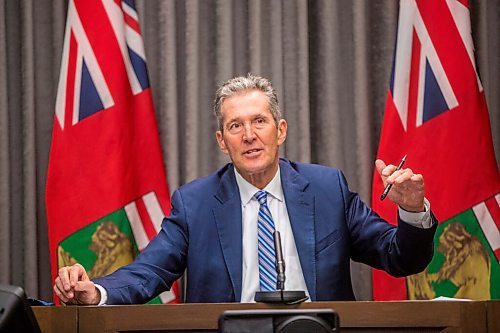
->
[{"left": 54, "top": 74, "right": 436, "bottom": 305}]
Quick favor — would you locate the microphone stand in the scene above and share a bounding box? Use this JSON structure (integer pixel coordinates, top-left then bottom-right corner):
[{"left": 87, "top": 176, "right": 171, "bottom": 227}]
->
[{"left": 254, "top": 231, "right": 309, "bottom": 305}]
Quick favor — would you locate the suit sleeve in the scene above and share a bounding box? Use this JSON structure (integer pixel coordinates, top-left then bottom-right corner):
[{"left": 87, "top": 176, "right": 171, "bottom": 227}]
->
[
  {"left": 92, "top": 189, "right": 188, "bottom": 304},
  {"left": 339, "top": 171, "right": 437, "bottom": 277}
]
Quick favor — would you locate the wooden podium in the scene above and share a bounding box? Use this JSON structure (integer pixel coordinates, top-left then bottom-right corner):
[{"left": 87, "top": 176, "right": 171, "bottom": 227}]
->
[{"left": 33, "top": 300, "right": 499, "bottom": 333}]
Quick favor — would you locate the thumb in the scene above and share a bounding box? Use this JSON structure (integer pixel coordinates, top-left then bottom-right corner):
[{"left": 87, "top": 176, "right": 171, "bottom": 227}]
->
[
  {"left": 375, "top": 159, "right": 387, "bottom": 177},
  {"left": 74, "top": 281, "right": 100, "bottom": 305},
  {"left": 74, "top": 280, "right": 95, "bottom": 293}
]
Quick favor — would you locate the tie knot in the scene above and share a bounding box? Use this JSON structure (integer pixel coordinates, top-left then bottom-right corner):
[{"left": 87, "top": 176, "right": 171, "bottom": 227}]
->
[{"left": 255, "top": 190, "right": 268, "bottom": 205}]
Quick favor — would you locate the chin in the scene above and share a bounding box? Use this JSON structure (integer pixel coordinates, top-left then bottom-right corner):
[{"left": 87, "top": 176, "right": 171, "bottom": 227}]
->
[
  {"left": 242, "top": 167, "right": 266, "bottom": 175},
  {"left": 243, "top": 161, "right": 274, "bottom": 175}
]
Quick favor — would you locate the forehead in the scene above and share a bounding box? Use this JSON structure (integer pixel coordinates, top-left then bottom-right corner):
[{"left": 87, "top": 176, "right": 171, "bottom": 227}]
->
[{"left": 221, "top": 90, "right": 271, "bottom": 121}]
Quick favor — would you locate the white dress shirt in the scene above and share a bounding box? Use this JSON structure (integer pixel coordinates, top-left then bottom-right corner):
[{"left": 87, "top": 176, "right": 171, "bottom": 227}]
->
[{"left": 236, "top": 167, "right": 310, "bottom": 302}]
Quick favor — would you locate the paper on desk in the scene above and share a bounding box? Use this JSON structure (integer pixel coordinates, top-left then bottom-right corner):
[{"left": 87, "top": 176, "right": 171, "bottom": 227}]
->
[{"left": 432, "top": 296, "right": 472, "bottom": 301}]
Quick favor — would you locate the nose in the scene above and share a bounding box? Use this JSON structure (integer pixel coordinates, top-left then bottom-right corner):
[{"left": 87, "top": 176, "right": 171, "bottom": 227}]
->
[{"left": 242, "top": 123, "right": 256, "bottom": 142}]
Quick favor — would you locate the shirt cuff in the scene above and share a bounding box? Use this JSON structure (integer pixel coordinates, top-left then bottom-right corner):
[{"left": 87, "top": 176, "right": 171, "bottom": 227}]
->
[
  {"left": 94, "top": 284, "right": 108, "bottom": 305},
  {"left": 398, "top": 198, "right": 433, "bottom": 229}
]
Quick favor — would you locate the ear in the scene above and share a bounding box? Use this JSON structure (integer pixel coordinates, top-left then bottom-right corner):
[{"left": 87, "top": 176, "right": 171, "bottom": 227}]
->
[
  {"left": 277, "top": 119, "right": 287, "bottom": 145},
  {"left": 216, "top": 131, "right": 229, "bottom": 154}
]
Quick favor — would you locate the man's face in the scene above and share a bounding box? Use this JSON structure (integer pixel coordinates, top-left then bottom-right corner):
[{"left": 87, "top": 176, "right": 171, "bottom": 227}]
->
[{"left": 216, "top": 90, "right": 287, "bottom": 188}]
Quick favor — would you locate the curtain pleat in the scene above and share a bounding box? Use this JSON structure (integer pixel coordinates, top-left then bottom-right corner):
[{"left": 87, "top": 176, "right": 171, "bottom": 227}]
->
[
  {"left": 0, "top": 0, "right": 10, "bottom": 284},
  {"left": 20, "top": 0, "right": 38, "bottom": 295},
  {"left": 476, "top": 0, "right": 500, "bottom": 160}
]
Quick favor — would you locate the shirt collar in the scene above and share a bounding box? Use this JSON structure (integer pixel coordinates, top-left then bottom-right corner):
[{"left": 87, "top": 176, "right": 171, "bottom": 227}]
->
[{"left": 234, "top": 166, "right": 284, "bottom": 206}]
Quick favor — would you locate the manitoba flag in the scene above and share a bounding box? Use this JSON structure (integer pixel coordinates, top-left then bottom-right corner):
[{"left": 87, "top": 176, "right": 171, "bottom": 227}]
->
[
  {"left": 46, "top": 0, "right": 178, "bottom": 304},
  {"left": 372, "top": 0, "right": 500, "bottom": 300}
]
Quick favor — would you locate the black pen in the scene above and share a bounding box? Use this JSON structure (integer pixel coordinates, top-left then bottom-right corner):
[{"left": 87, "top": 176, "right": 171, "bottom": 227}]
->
[{"left": 380, "top": 154, "right": 407, "bottom": 201}]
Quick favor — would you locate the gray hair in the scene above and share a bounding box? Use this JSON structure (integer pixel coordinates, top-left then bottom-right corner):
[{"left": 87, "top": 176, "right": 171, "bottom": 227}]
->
[{"left": 213, "top": 74, "right": 281, "bottom": 132}]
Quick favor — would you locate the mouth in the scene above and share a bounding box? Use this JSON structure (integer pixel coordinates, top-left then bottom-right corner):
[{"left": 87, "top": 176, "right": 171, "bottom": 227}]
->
[{"left": 243, "top": 148, "right": 263, "bottom": 155}]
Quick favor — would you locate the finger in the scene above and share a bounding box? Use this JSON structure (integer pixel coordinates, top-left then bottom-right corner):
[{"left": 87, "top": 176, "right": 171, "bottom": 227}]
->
[
  {"left": 69, "top": 264, "right": 85, "bottom": 287},
  {"left": 74, "top": 280, "right": 95, "bottom": 293},
  {"left": 396, "top": 172, "right": 425, "bottom": 194},
  {"left": 53, "top": 283, "right": 69, "bottom": 303},
  {"left": 382, "top": 164, "right": 398, "bottom": 178},
  {"left": 386, "top": 168, "right": 407, "bottom": 184},
  {"left": 74, "top": 281, "right": 99, "bottom": 305},
  {"left": 375, "top": 159, "right": 387, "bottom": 176},
  {"left": 54, "top": 277, "right": 68, "bottom": 297},
  {"left": 58, "top": 267, "right": 72, "bottom": 291},
  {"left": 393, "top": 168, "right": 414, "bottom": 184},
  {"left": 410, "top": 173, "right": 424, "bottom": 184}
]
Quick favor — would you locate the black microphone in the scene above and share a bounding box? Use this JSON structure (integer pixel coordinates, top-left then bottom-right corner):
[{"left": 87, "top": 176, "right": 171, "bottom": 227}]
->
[
  {"left": 254, "top": 230, "right": 308, "bottom": 304},
  {"left": 274, "top": 231, "right": 286, "bottom": 290}
]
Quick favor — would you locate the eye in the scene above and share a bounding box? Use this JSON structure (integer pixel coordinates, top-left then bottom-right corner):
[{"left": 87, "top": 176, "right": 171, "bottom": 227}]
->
[
  {"left": 227, "top": 122, "right": 242, "bottom": 133},
  {"left": 254, "top": 117, "right": 266, "bottom": 126}
]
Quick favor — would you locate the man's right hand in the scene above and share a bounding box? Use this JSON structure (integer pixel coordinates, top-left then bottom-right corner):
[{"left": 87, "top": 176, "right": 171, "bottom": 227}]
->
[{"left": 53, "top": 263, "right": 101, "bottom": 305}]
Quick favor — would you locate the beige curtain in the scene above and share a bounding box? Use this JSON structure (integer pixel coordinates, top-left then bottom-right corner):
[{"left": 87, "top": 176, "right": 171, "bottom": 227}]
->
[{"left": 0, "top": 0, "right": 498, "bottom": 301}]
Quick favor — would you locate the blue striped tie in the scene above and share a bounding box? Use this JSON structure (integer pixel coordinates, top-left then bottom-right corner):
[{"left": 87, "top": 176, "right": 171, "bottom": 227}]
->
[{"left": 255, "top": 190, "right": 278, "bottom": 291}]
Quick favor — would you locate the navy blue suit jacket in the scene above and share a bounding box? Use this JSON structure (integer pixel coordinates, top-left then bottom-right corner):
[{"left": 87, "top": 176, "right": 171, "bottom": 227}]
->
[{"left": 94, "top": 159, "right": 437, "bottom": 303}]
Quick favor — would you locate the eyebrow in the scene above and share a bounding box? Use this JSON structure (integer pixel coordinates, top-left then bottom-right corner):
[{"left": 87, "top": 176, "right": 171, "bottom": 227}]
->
[{"left": 225, "top": 113, "right": 270, "bottom": 124}]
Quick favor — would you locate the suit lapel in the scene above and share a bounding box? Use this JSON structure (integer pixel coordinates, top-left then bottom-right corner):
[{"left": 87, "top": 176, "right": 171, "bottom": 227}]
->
[
  {"left": 280, "top": 159, "right": 316, "bottom": 300},
  {"left": 212, "top": 166, "right": 243, "bottom": 301}
]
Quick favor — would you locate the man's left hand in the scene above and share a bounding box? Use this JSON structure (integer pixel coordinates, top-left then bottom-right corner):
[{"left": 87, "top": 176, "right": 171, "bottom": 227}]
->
[{"left": 375, "top": 159, "right": 425, "bottom": 212}]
